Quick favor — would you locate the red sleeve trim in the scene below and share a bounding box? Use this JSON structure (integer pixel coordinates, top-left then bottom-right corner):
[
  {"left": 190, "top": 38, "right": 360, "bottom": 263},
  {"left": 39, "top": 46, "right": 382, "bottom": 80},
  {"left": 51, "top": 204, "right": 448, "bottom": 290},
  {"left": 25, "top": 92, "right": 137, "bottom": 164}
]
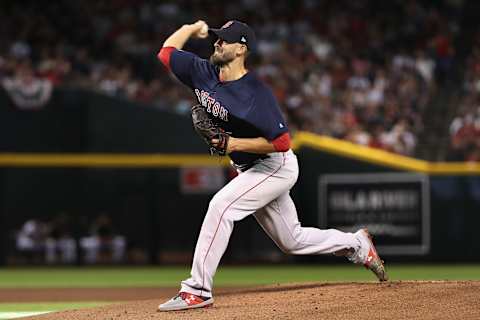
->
[
  {"left": 157, "top": 46, "right": 176, "bottom": 71},
  {"left": 272, "top": 132, "right": 291, "bottom": 152}
]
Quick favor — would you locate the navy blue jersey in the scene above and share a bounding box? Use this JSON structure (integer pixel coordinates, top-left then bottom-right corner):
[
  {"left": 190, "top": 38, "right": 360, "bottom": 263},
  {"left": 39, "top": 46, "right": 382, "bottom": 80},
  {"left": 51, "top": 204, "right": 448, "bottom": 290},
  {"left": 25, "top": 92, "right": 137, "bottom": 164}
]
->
[{"left": 169, "top": 49, "right": 289, "bottom": 166}]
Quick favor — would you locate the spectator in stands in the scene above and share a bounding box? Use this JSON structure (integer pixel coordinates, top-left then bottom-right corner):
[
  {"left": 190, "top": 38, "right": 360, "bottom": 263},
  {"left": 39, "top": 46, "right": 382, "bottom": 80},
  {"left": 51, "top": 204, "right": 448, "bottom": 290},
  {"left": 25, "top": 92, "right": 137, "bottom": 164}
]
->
[
  {"left": 80, "top": 213, "right": 126, "bottom": 264},
  {"left": 45, "top": 212, "right": 77, "bottom": 264},
  {"left": 448, "top": 107, "right": 480, "bottom": 161},
  {"left": 15, "top": 219, "right": 48, "bottom": 264},
  {"left": 447, "top": 28, "right": 480, "bottom": 161},
  {"left": 1, "top": 61, "right": 53, "bottom": 110},
  {"left": 0, "top": 0, "right": 463, "bottom": 157}
]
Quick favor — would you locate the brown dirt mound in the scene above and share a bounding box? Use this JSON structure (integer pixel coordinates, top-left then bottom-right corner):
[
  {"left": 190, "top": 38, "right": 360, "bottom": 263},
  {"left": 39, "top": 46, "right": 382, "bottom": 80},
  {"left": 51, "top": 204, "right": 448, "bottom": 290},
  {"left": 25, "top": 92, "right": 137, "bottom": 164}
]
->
[{"left": 20, "top": 281, "right": 480, "bottom": 320}]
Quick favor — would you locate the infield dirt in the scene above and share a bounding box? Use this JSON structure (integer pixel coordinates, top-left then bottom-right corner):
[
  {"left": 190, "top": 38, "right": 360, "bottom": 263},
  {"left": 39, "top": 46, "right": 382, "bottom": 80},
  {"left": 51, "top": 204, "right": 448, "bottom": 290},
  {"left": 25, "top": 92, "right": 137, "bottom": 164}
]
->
[{"left": 7, "top": 281, "right": 480, "bottom": 320}]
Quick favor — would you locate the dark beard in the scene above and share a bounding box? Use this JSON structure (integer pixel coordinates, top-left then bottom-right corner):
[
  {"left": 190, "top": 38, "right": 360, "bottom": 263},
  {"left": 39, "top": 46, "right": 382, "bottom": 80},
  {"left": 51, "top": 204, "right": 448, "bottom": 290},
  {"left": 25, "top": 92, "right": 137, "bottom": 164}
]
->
[{"left": 210, "top": 52, "right": 234, "bottom": 67}]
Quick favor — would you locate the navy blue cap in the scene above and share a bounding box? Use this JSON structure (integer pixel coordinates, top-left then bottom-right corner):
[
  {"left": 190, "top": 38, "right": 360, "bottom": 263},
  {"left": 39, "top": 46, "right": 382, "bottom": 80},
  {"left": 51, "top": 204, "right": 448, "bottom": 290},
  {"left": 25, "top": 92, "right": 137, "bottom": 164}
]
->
[{"left": 209, "top": 20, "right": 257, "bottom": 51}]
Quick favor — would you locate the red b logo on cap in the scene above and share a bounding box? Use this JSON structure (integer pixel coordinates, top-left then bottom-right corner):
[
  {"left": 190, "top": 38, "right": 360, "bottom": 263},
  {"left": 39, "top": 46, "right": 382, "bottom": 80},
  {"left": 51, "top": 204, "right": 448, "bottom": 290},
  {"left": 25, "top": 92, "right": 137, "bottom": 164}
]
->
[{"left": 221, "top": 21, "right": 234, "bottom": 29}]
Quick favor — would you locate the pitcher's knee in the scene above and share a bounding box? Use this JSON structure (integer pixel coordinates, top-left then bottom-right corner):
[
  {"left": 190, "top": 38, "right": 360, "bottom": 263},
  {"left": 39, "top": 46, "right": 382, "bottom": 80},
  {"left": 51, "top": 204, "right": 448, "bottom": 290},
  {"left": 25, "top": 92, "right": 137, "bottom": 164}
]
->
[
  {"left": 277, "top": 230, "right": 305, "bottom": 254},
  {"left": 208, "top": 200, "right": 222, "bottom": 216},
  {"left": 209, "top": 193, "right": 234, "bottom": 212},
  {"left": 207, "top": 194, "right": 235, "bottom": 222},
  {"left": 277, "top": 243, "right": 294, "bottom": 254},
  {"left": 277, "top": 241, "right": 300, "bottom": 254}
]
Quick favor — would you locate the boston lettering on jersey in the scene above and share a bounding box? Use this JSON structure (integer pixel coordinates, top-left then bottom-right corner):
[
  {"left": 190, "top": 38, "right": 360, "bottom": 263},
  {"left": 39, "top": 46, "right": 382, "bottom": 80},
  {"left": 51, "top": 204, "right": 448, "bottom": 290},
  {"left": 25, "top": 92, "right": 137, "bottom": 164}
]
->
[
  {"left": 161, "top": 47, "right": 289, "bottom": 166},
  {"left": 194, "top": 89, "right": 229, "bottom": 122}
]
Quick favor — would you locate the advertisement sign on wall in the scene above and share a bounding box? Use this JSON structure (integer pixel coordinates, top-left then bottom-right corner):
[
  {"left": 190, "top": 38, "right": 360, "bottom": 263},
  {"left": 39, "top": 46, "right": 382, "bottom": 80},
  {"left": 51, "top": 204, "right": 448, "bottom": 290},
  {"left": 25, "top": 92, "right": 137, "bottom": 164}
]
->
[
  {"left": 180, "top": 167, "right": 225, "bottom": 194},
  {"left": 319, "top": 173, "right": 430, "bottom": 255}
]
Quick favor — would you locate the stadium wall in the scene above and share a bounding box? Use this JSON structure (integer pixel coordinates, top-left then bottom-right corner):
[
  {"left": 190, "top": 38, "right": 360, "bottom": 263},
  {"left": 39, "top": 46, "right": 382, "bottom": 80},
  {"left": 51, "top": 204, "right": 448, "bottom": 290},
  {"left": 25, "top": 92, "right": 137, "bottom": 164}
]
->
[{"left": 0, "top": 89, "right": 479, "bottom": 265}]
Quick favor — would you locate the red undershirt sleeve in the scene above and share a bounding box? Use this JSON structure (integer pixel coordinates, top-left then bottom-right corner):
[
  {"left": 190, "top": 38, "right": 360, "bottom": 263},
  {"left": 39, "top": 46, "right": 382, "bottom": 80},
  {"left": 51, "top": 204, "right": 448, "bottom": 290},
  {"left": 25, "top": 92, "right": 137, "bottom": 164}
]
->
[
  {"left": 271, "top": 132, "right": 291, "bottom": 152},
  {"left": 157, "top": 46, "right": 176, "bottom": 71}
]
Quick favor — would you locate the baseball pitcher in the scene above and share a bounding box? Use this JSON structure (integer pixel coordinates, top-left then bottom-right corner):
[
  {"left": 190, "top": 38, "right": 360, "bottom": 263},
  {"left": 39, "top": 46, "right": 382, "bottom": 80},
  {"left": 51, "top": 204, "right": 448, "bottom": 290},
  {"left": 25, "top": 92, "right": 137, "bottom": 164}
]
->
[{"left": 157, "top": 20, "right": 388, "bottom": 311}]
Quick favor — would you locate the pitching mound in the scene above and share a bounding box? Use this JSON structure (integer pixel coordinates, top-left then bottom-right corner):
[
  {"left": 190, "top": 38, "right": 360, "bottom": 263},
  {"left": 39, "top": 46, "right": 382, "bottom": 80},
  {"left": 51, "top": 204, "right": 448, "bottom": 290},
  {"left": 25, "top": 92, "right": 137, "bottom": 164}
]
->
[{"left": 23, "top": 281, "right": 480, "bottom": 320}]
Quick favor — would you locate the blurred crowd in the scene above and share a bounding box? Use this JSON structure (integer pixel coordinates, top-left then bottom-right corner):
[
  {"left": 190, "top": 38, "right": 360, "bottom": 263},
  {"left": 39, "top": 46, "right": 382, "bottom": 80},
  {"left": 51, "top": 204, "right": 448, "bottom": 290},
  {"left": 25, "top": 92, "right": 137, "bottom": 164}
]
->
[
  {"left": 447, "top": 31, "right": 480, "bottom": 161},
  {"left": 14, "top": 213, "right": 126, "bottom": 265},
  {"left": 0, "top": 0, "right": 463, "bottom": 156}
]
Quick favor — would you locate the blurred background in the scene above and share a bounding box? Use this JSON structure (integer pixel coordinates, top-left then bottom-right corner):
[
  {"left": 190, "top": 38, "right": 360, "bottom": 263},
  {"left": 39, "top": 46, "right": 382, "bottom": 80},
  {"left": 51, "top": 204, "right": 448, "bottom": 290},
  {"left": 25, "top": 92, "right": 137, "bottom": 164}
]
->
[{"left": 0, "top": 0, "right": 479, "bottom": 267}]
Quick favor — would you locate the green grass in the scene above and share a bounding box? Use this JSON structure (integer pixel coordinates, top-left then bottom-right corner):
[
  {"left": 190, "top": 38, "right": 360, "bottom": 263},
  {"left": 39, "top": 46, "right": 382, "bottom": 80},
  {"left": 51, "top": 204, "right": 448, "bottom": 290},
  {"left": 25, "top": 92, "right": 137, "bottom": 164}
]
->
[
  {"left": 0, "top": 302, "right": 107, "bottom": 312},
  {"left": 0, "top": 265, "right": 478, "bottom": 288}
]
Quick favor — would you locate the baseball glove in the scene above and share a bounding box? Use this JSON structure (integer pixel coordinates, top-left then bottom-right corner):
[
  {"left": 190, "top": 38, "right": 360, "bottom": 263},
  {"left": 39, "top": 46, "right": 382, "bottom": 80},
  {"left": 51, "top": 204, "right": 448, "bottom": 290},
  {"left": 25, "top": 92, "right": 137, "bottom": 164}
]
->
[{"left": 191, "top": 104, "right": 230, "bottom": 156}]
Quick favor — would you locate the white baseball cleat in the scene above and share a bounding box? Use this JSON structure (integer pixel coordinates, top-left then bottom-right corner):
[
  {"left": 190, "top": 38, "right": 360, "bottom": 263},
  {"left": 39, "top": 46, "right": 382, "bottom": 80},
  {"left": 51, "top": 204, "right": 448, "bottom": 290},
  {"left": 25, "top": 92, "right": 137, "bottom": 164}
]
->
[
  {"left": 353, "top": 229, "right": 388, "bottom": 282},
  {"left": 157, "top": 292, "right": 214, "bottom": 311}
]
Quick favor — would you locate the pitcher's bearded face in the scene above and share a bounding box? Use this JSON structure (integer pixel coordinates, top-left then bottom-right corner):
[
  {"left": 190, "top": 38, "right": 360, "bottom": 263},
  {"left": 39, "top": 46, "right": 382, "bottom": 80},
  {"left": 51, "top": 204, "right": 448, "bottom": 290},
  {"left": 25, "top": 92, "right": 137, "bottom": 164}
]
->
[{"left": 210, "top": 39, "right": 237, "bottom": 66}]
